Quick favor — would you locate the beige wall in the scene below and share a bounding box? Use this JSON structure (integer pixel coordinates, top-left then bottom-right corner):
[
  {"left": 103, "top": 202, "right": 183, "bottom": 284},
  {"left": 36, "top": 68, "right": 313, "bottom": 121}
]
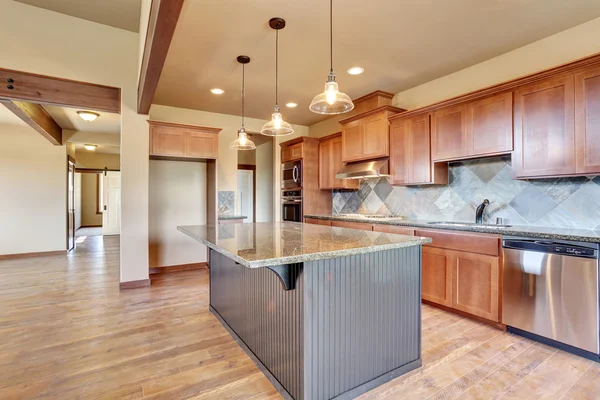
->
[
  {"left": 0, "top": 0, "right": 150, "bottom": 283},
  {"left": 75, "top": 151, "right": 121, "bottom": 170},
  {"left": 81, "top": 173, "right": 102, "bottom": 226},
  {"left": 75, "top": 173, "right": 82, "bottom": 230},
  {"left": 0, "top": 125, "right": 67, "bottom": 255},
  {"left": 256, "top": 141, "right": 274, "bottom": 222},
  {"left": 148, "top": 160, "right": 207, "bottom": 267},
  {"left": 237, "top": 149, "right": 256, "bottom": 165},
  {"left": 393, "top": 17, "right": 600, "bottom": 110},
  {"left": 308, "top": 115, "right": 345, "bottom": 139}
]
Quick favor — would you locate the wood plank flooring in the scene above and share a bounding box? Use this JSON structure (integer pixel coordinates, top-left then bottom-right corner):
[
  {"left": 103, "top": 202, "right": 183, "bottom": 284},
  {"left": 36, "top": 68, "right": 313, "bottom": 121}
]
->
[{"left": 0, "top": 235, "right": 598, "bottom": 399}]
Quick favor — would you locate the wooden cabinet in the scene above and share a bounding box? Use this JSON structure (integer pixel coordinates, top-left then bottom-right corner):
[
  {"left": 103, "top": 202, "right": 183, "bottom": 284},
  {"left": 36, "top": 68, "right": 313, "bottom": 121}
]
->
[
  {"left": 317, "top": 219, "right": 332, "bottom": 226},
  {"left": 575, "top": 64, "right": 600, "bottom": 174},
  {"left": 467, "top": 92, "right": 513, "bottom": 156},
  {"left": 389, "top": 114, "right": 448, "bottom": 185},
  {"left": 340, "top": 106, "right": 404, "bottom": 163},
  {"left": 513, "top": 74, "right": 576, "bottom": 177},
  {"left": 372, "top": 224, "right": 415, "bottom": 236},
  {"left": 331, "top": 220, "right": 373, "bottom": 231},
  {"left": 452, "top": 251, "right": 499, "bottom": 321},
  {"left": 282, "top": 142, "right": 303, "bottom": 162},
  {"left": 431, "top": 105, "right": 468, "bottom": 161},
  {"left": 149, "top": 121, "right": 220, "bottom": 159},
  {"left": 422, "top": 247, "right": 453, "bottom": 307},
  {"left": 319, "top": 134, "right": 359, "bottom": 190},
  {"left": 304, "top": 218, "right": 319, "bottom": 225}
]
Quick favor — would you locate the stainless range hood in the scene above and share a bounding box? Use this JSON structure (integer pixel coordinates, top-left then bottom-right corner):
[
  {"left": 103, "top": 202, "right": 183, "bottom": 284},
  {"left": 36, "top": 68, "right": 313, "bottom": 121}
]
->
[{"left": 336, "top": 157, "right": 390, "bottom": 180}]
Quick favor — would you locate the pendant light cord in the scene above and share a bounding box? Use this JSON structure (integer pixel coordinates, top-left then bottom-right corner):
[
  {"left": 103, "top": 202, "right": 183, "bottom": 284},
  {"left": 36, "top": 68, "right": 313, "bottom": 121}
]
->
[
  {"left": 241, "top": 63, "right": 245, "bottom": 128},
  {"left": 330, "top": 0, "right": 333, "bottom": 74},
  {"left": 275, "top": 27, "right": 279, "bottom": 109}
]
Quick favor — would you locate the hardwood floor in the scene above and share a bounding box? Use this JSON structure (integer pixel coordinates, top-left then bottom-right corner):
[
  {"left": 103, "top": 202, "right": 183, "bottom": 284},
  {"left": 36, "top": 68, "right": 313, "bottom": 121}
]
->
[{"left": 0, "top": 236, "right": 598, "bottom": 399}]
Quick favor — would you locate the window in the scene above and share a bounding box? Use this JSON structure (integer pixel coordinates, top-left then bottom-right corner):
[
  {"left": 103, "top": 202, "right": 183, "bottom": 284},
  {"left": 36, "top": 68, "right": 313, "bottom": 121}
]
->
[{"left": 96, "top": 173, "right": 104, "bottom": 214}]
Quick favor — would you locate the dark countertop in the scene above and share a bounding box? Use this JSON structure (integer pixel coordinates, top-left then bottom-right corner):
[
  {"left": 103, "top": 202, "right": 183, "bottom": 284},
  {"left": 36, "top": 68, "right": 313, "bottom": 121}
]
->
[
  {"left": 304, "top": 214, "right": 600, "bottom": 243},
  {"left": 218, "top": 214, "right": 248, "bottom": 220},
  {"left": 178, "top": 222, "right": 431, "bottom": 268}
]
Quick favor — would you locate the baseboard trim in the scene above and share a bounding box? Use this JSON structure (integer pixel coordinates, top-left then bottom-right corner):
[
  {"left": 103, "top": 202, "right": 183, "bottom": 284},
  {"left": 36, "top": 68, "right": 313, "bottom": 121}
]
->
[
  {"left": 119, "top": 279, "right": 151, "bottom": 290},
  {"left": 149, "top": 262, "right": 208, "bottom": 275},
  {"left": 422, "top": 300, "right": 507, "bottom": 331},
  {"left": 0, "top": 250, "right": 66, "bottom": 260}
]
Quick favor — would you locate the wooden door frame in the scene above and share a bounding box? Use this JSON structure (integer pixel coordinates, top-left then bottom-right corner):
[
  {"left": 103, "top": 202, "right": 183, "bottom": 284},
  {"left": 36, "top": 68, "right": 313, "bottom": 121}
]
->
[
  {"left": 237, "top": 164, "right": 256, "bottom": 222},
  {"left": 67, "top": 156, "right": 76, "bottom": 251}
]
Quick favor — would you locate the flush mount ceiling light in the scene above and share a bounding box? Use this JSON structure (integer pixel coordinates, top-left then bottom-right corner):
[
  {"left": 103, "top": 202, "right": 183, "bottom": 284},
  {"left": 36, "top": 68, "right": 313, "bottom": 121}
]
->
[
  {"left": 77, "top": 111, "right": 100, "bottom": 122},
  {"left": 286, "top": 102, "right": 298, "bottom": 108},
  {"left": 347, "top": 67, "right": 364, "bottom": 75},
  {"left": 230, "top": 56, "right": 256, "bottom": 151},
  {"left": 309, "top": 0, "right": 354, "bottom": 115},
  {"left": 260, "top": 18, "right": 294, "bottom": 137},
  {"left": 210, "top": 88, "right": 225, "bottom": 95},
  {"left": 84, "top": 144, "right": 97, "bottom": 151}
]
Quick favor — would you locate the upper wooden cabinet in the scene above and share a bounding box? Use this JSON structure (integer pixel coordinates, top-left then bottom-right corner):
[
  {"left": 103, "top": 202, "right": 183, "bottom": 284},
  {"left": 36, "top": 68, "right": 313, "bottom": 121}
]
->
[
  {"left": 513, "top": 74, "right": 576, "bottom": 178},
  {"left": 340, "top": 106, "right": 404, "bottom": 163},
  {"left": 389, "top": 114, "right": 448, "bottom": 185},
  {"left": 319, "top": 133, "right": 359, "bottom": 190},
  {"left": 575, "top": 64, "right": 600, "bottom": 174},
  {"left": 432, "top": 92, "right": 513, "bottom": 161},
  {"left": 149, "top": 120, "right": 221, "bottom": 160},
  {"left": 282, "top": 142, "right": 303, "bottom": 162}
]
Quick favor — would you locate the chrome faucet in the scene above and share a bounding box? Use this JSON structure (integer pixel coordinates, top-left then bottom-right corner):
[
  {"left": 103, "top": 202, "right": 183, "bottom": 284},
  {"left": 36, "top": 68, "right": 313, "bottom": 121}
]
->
[{"left": 475, "top": 199, "right": 489, "bottom": 224}]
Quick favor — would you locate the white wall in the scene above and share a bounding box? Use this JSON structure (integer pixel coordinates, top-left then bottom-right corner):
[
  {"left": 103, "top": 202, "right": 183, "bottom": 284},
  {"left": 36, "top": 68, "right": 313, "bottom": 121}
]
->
[
  {"left": 0, "top": 125, "right": 66, "bottom": 255},
  {"left": 148, "top": 160, "right": 207, "bottom": 267},
  {"left": 0, "top": 0, "right": 150, "bottom": 283},
  {"left": 256, "top": 141, "right": 274, "bottom": 222},
  {"left": 393, "top": 17, "right": 600, "bottom": 110},
  {"left": 75, "top": 173, "right": 82, "bottom": 230}
]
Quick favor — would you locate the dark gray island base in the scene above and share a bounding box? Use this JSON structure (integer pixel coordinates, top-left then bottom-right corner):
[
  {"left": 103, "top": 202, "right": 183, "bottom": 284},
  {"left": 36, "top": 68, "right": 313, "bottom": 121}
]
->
[{"left": 178, "top": 222, "right": 430, "bottom": 400}]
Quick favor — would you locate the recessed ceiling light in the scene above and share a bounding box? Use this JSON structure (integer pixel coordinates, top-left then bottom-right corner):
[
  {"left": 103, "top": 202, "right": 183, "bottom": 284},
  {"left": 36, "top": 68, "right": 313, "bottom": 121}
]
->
[
  {"left": 286, "top": 102, "right": 298, "bottom": 108},
  {"left": 84, "top": 144, "right": 97, "bottom": 151},
  {"left": 77, "top": 111, "right": 100, "bottom": 121},
  {"left": 347, "top": 67, "right": 364, "bottom": 75},
  {"left": 210, "top": 88, "right": 225, "bottom": 95}
]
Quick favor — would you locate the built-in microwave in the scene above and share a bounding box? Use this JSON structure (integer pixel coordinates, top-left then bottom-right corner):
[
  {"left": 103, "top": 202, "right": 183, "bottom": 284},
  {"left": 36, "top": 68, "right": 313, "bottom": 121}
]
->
[{"left": 282, "top": 160, "right": 302, "bottom": 189}]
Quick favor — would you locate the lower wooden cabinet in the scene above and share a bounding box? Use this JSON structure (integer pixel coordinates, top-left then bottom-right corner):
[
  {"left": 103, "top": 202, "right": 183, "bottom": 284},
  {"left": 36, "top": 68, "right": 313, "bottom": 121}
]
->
[
  {"left": 372, "top": 225, "right": 415, "bottom": 236},
  {"left": 452, "top": 251, "right": 499, "bottom": 321},
  {"left": 304, "top": 218, "right": 319, "bottom": 225},
  {"left": 331, "top": 220, "right": 373, "bottom": 231},
  {"left": 422, "top": 246, "right": 453, "bottom": 307}
]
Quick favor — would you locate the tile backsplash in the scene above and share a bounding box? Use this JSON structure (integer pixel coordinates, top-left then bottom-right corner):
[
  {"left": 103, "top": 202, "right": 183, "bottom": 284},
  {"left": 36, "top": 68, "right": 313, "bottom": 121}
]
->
[
  {"left": 218, "top": 191, "right": 235, "bottom": 215},
  {"left": 332, "top": 157, "right": 600, "bottom": 230}
]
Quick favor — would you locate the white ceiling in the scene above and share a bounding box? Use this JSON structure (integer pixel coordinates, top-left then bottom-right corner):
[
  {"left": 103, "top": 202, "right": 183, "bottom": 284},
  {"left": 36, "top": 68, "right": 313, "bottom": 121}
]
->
[
  {"left": 154, "top": 0, "right": 600, "bottom": 126},
  {"left": 14, "top": 0, "right": 142, "bottom": 32},
  {"left": 43, "top": 105, "right": 121, "bottom": 135}
]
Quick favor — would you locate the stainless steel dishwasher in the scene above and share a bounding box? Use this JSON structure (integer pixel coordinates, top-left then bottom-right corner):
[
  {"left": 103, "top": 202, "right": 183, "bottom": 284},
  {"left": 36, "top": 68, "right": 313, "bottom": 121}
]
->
[{"left": 502, "top": 237, "right": 600, "bottom": 358}]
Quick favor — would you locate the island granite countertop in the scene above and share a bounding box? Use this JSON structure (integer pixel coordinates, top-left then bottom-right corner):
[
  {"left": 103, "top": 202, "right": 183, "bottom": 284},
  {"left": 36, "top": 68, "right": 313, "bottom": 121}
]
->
[
  {"left": 304, "top": 214, "right": 600, "bottom": 243},
  {"left": 178, "top": 221, "right": 431, "bottom": 268}
]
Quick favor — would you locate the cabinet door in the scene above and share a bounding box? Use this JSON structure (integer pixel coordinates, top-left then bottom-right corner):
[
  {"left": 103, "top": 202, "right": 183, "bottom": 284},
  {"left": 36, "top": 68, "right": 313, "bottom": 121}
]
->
[
  {"left": 281, "top": 146, "right": 292, "bottom": 162},
  {"left": 185, "top": 131, "right": 218, "bottom": 159},
  {"left": 389, "top": 118, "right": 408, "bottom": 185},
  {"left": 431, "top": 104, "right": 468, "bottom": 161},
  {"left": 332, "top": 136, "right": 359, "bottom": 189},
  {"left": 290, "top": 143, "right": 303, "bottom": 160},
  {"left": 513, "top": 74, "right": 575, "bottom": 177},
  {"left": 406, "top": 114, "right": 432, "bottom": 184},
  {"left": 422, "top": 246, "right": 453, "bottom": 307},
  {"left": 319, "top": 139, "right": 333, "bottom": 189},
  {"left": 452, "top": 251, "right": 499, "bottom": 321},
  {"left": 331, "top": 220, "right": 373, "bottom": 231},
  {"left": 150, "top": 126, "right": 185, "bottom": 156},
  {"left": 575, "top": 65, "right": 600, "bottom": 174},
  {"left": 341, "top": 119, "right": 363, "bottom": 162},
  {"left": 467, "top": 92, "right": 513, "bottom": 156},
  {"left": 362, "top": 111, "right": 389, "bottom": 159}
]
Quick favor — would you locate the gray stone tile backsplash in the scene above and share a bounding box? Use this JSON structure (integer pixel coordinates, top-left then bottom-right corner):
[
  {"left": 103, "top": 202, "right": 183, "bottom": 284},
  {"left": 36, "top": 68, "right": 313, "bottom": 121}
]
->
[
  {"left": 218, "top": 191, "right": 235, "bottom": 215},
  {"left": 332, "top": 157, "right": 600, "bottom": 230}
]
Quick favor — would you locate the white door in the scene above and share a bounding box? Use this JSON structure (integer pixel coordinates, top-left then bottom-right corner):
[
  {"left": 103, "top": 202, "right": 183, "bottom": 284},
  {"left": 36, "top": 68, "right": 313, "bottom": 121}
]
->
[
  {"left": 102, "top": 171, "right": 121, "bottom": 235},
  {"left": 237, "top": 169, "right": 254, "bottom": 223}
]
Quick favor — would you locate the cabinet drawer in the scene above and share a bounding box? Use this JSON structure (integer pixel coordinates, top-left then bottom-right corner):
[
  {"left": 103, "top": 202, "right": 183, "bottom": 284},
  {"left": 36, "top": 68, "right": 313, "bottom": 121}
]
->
[
  {"left": 304, "top": 218, "right": 319, "bottom": 225},
  {"left": 331, "top": 220, "right": 373, "bottom": 231},
  {"left": 372, "top": 225, "right": 415, "bottom": 236},
  {"left": 317, "top": 219, "right": 332, "bottom": 226},
  {"left": 415, "top": 229, "right": 500, "bottom": 256}
]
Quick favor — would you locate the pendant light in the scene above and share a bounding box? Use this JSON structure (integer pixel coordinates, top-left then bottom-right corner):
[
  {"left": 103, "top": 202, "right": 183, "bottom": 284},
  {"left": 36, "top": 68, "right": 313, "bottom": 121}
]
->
[
  {"left": 260, "top": 18, "right": 294, "bottom": 137},
  {"left": 230, "top": 55, "right": 256, "bottom": 151},
  {"left": 309, "top": 0, "right": 354, "bottom": 114}
]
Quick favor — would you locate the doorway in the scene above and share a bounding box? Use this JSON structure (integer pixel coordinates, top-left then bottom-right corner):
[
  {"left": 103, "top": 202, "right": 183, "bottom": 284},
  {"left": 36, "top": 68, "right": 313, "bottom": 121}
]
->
[
  {"left": 67, "top": 158, "right": 76, "bottom": 251},
  {"left": 237, "top": 165, "right": 255, "bottom": 223}
]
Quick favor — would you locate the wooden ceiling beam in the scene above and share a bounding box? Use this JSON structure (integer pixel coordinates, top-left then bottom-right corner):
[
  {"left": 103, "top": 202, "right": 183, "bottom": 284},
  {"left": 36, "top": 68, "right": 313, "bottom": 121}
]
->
[
  {"left": 1, "top": 100, "right": 63, "bottom": 145},
  {"left": 0, "top": 68, "right": 120, "bottom": 114},
  {"left": 137, "top": 0, "right": 185, "bottom": 114}
]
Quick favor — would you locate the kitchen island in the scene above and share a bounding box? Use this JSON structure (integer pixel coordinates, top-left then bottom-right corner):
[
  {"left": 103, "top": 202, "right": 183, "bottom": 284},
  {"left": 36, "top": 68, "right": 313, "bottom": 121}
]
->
[{"left": 178, "top": 222, "right": 431, "bottom": 400}]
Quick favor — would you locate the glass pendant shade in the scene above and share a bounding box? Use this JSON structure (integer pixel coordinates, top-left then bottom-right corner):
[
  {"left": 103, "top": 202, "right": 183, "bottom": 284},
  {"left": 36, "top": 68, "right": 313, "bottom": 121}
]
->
[
  {"left": 261, "top": 108, "right": 294, "bottom": 136},
  {"left": 230, "top": 127, "right": 256, "bottom": 150},
  {"left": 309, "top": 76, "right": 354, "bottom": 114}
]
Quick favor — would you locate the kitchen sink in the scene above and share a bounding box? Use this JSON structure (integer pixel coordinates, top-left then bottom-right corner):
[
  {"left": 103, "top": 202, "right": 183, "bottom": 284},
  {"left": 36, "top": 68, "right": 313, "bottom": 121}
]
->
[{"left": 426, "top": 221, "right": 512, "bottom": 229}]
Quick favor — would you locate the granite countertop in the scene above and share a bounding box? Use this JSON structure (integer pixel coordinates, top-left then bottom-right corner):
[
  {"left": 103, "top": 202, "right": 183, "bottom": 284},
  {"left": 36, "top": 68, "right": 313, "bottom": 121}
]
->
[
  {"left": 304, "top": 214, "right": 600, "bottom": 243},
  {"left": 218, "top": 214, "right": 248, "bottom": 220},
  {"left": 178, "top": 222, "right": 431, "bottom": 268}
]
